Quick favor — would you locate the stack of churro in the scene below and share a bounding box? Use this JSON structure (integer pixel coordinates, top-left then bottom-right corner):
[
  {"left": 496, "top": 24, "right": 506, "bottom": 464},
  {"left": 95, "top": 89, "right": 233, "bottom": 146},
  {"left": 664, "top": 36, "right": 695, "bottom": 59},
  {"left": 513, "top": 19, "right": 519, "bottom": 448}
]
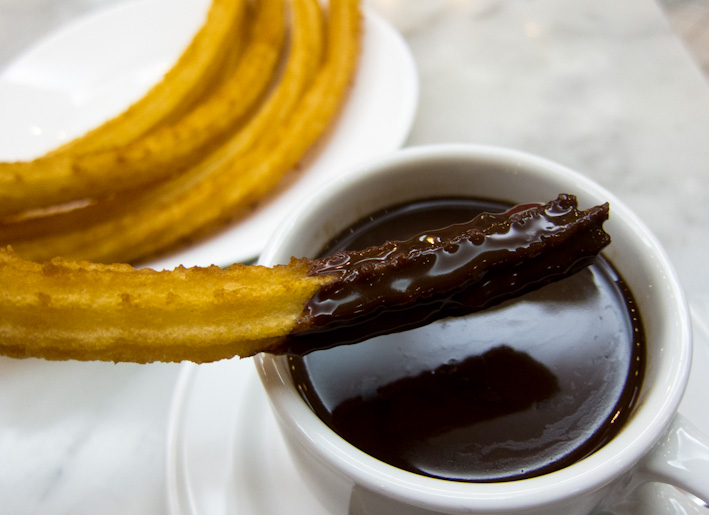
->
[{"left": 0, "top": 0, "right": 361, "bottom": 264}]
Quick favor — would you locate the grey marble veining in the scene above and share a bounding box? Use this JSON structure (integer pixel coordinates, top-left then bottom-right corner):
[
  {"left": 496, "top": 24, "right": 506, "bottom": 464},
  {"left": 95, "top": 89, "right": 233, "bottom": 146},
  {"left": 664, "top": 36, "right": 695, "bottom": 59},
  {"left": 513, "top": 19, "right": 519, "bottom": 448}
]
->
[
  {"left": 658, "top": 0, "right": 709, "bottom": 78},
  {"left": 1, "top": 0, "right": 709, "bottom": 513}
]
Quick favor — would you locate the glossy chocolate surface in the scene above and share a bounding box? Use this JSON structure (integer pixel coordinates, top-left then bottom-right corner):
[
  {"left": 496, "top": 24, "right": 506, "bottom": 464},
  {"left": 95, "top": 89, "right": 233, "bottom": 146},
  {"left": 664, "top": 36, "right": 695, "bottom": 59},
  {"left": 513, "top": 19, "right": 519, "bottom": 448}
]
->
[{"left": 289, "top": 196, "right": 644, "bottom": 482}]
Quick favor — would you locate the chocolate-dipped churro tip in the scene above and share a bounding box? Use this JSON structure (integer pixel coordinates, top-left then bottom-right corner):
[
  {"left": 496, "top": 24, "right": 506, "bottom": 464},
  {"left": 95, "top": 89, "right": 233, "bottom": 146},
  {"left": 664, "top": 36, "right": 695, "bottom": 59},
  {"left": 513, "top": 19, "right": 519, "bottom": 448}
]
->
[
  {"left": 0, "top": 194, "right": 609, "bottom": 364},
  {"left": 282, "top": 194, "right": 610, "bottom": 354}
]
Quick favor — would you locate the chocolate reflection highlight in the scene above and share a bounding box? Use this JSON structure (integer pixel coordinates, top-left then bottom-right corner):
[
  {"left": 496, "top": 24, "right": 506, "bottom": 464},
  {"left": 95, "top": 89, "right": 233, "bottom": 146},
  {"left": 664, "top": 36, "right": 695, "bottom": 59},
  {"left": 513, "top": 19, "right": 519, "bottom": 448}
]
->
[{"left": 325, "top": 345, "right": 560, "bottom": 479}]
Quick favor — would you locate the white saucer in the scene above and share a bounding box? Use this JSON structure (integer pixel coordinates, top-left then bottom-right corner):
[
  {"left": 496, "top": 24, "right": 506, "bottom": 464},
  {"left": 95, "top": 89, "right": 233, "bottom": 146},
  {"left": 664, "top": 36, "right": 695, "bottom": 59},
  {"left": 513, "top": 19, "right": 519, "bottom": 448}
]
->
[
  {"left": 0, "top": 1, "right": 419, "bottom": 268},
  {"left": 166, "top": 310, "right": 709, "bottom": 515}
]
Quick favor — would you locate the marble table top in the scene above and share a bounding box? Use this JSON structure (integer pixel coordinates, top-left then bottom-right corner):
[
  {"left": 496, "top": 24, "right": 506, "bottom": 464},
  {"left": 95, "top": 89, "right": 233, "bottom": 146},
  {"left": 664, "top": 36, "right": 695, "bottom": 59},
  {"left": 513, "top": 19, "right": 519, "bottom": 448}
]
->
[{"left": 1, "top": 0, "right": 708, "bottom": 513}]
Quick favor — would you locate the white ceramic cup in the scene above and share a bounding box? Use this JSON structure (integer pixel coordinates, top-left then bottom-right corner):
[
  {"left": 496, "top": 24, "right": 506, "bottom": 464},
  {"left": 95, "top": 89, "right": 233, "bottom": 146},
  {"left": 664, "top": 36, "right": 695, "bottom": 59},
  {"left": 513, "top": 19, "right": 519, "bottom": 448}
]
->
[{"left": 255, "top": 144, "right": 709, "bottom": 515}]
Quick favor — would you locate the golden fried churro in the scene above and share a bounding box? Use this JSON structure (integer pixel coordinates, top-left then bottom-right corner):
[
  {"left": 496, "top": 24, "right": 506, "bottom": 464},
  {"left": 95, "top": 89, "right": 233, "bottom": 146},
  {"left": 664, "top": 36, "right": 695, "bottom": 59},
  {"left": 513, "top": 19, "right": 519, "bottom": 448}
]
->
[
  {"left": 0, "top": 246, "right": 332, "bottom": 363},
  {"left": 0, "top": 196, "right": 610, "bottom": 363},
  {"left": 3, "top": 0, "right": 360, "bottom": 264},
  {"left": 0, "top": 0, "right": 284, "bottom": 216},
  {"left": 54, "top": 0, "right": 246, "bottom": 154}
]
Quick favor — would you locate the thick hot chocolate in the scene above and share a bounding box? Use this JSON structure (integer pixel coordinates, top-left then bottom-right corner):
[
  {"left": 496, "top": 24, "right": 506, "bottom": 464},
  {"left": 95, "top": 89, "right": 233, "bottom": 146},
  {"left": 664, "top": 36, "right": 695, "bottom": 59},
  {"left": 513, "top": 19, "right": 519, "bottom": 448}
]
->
[{"left": 289, "top": 197, "right": 645, "bottom": 482}]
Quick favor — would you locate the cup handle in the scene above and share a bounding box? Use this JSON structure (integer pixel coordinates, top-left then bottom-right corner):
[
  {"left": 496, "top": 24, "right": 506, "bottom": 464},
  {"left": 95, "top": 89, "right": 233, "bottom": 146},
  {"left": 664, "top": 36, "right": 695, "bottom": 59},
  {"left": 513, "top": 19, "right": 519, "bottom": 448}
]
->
[{"left": 638, "top": 412, "right": 709, "bottom": 505}]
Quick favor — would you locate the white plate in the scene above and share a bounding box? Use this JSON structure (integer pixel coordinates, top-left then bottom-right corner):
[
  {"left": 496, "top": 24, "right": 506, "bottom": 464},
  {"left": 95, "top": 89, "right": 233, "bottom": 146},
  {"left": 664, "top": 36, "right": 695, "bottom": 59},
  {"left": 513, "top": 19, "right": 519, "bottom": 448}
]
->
[
  {"left": 0, "top": 1, "right": 419, "bottom": 268},
  {"left": 165, "top": 310, "right": 709, "bottom": 515}
]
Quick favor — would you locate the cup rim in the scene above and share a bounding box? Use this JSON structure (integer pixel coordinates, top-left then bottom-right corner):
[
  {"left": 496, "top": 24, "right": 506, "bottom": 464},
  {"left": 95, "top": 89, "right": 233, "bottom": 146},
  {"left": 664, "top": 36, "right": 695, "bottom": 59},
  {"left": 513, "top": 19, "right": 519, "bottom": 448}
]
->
[{"left": 256, "top": 143, "right": 693, "bottom": 511}]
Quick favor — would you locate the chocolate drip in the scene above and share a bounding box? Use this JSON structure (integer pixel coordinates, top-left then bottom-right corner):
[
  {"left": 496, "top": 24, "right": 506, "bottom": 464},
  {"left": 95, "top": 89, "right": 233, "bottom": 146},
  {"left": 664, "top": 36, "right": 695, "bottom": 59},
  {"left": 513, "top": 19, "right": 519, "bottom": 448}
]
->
[{"left": 284, "top": 194, "right": 610, "bottom": 354}]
